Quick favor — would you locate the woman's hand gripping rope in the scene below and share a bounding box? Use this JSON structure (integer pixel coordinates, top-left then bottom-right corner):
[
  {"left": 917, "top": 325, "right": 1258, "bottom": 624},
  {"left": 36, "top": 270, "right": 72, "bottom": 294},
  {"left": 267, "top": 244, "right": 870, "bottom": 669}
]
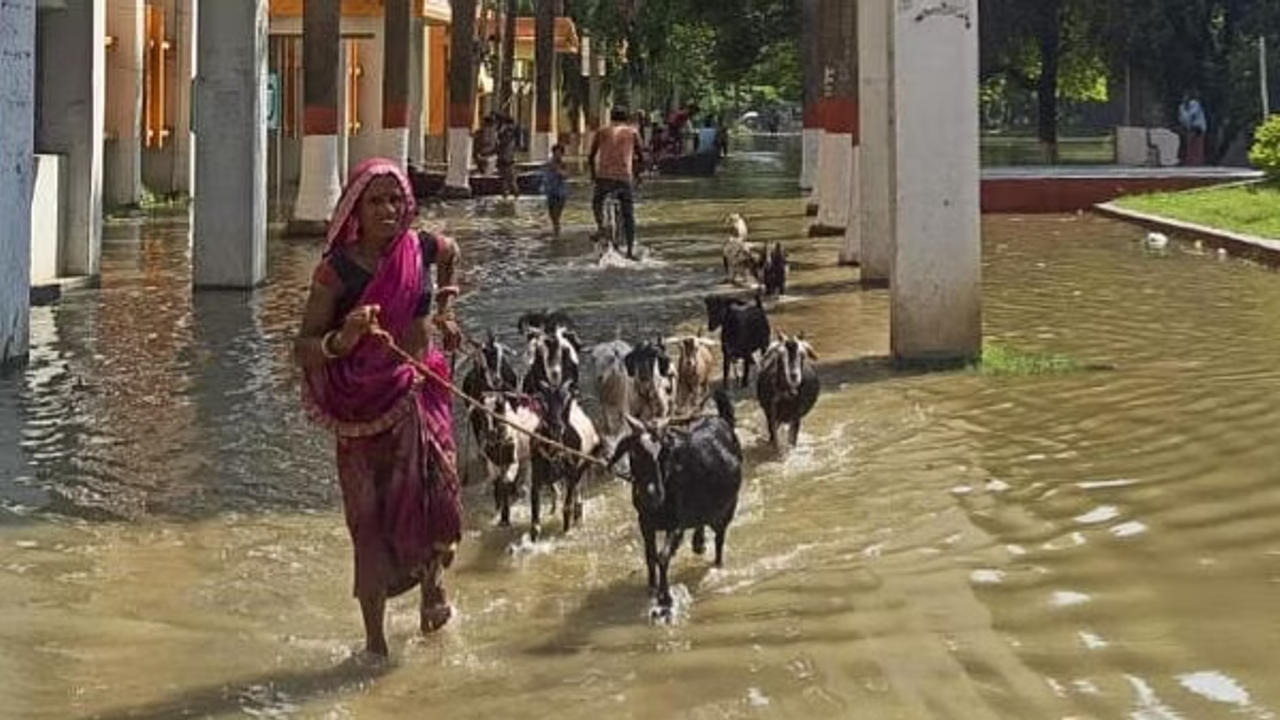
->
[{"left": 367, "top": 321, "right": 611, "bottom": 472}]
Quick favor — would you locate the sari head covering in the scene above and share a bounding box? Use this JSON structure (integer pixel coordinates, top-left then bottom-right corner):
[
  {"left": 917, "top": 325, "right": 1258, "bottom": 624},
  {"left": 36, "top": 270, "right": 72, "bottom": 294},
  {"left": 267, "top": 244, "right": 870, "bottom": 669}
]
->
[
  {"left": 305, "top": 157, "right": 427, "bottom": 431},
  {"left": 303, "top": 158, "right": 461, "bottom": 570}
]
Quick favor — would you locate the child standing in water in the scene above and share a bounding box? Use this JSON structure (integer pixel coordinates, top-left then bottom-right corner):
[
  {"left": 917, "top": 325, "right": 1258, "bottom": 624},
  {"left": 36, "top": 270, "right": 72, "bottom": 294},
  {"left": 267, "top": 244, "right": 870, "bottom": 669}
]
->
[{"left": 543, "top": 144, "right": 568, "bottom": 237}]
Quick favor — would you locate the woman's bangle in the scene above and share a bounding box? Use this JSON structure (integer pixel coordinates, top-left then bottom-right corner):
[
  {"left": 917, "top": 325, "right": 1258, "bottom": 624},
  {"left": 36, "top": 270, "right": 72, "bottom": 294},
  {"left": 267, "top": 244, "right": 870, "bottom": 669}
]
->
[{"left": 321, "top": 330, "right": 343, "bottom": 359}]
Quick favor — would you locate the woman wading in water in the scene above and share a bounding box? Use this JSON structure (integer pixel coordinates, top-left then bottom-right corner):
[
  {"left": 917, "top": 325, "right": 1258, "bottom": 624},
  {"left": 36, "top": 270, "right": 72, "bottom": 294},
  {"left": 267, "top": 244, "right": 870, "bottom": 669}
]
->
[{"left": 295, "top": 158, "right": 463, "bottom": 656}]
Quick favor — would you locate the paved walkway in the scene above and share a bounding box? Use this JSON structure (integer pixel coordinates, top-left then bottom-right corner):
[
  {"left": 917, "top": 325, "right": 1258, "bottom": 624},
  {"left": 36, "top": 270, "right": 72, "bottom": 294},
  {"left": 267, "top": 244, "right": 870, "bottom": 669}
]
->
[{"left": 982, "top": 165, "right": 1263, "bottom": 181}]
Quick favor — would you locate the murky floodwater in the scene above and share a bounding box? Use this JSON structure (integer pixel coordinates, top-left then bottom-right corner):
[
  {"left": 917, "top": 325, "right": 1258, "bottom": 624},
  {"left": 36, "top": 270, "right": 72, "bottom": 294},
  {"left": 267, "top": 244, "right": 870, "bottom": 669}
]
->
[{"left": 3, "top": 137, "right": 1280, "bottom": 719}]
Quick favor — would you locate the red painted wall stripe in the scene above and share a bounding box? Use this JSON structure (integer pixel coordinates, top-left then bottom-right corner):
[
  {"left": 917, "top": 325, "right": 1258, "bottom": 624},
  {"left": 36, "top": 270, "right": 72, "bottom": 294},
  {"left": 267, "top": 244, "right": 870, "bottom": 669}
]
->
[
  {"left": 383, "top": 102, "right": 410, "bottom": 129},
  {"left": 820, "top": 96, "right": 859, "bottom": 140},
  {"left": 448, "top": 101, "right": 473, "bottom": 128},
  {"left": 303, "top": 106, "right": 339, "bottom": 136},
  {"left": 803, "top": 103, "right": 820, "bottom": 129}
]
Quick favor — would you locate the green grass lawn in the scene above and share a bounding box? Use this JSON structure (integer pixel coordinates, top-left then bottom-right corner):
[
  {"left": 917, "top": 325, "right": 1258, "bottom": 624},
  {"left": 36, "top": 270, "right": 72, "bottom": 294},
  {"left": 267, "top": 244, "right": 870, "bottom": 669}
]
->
[{"left": 1115, "top": 181, "right": 1280, "bottom": 239}]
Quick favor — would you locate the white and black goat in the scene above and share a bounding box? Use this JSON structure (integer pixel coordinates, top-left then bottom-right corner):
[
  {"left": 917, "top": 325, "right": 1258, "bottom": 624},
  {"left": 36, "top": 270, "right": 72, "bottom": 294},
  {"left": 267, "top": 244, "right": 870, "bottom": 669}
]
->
[
  {"left": 705, "top": 294, "right": 771, "bottom": 388},
  {"left": 522, "top": 324, "right": 582, "bottom": 395},
  {"left": 473, "top": 392, "right": 540, "bottom": 526},
  {"left": 608, "top": 391, "right": 743, "bottom": 609},
  {"left": 672, "top": 334, "right": 717, "bottom": 415},
  {"left": 625, "top": 340, "right": 676, "bottom": 423},
  {"left": 756, "top": 334, "right": 820, "bottom": 447},
  {"left": 461, "top": 333, "right": 522, "bottom": 483},
  {"left": 529, "top": 380, "right": 602, "bottom": 540}
]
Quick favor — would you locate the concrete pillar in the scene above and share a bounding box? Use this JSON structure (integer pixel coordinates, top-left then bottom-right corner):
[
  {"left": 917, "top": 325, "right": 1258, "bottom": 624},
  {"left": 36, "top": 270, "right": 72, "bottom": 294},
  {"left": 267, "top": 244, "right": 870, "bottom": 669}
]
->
[
  {"left": 172, "top": 0, "right": 196, "bottom": 196},
  {"left": 193, "top": 0, "right": 268, "bottom": 288},
  {"left": 858, "top": 0, "right": 892, "bottom": 283},
  {"left": 408, "top": 17, "right": 426, "bottom": 164},
  {"left": 800, "top": 0, "right": 821, "bottom": 192},
  {"left": 1, "top": 0, "right": 36, "bottom": 365},
  {"left": 37, "top": 0, "right": 106, "bottom": 279},
  {"left": 350, "top": 33, "right": 384, "bottom": 167},
  {"left": 531, "top": 0, "right": 554, "bottom": 161},
  {"left": 104, "top": 0, "right": 144, "bottom": 208},
  {"left": 381, "top": 0, "right": 411, "bottom": 168},
  {"left": 890, "top": 0, "right": 982, "bottom": 362},
  {"left": 445, "top": 0, "right": 476, "bottom": 197},
  {"left": 811, "top": 0, "right": 855, "bottom": 238},
  {"left": 289, "top": 0, "right": 340, "bottom": 234}
]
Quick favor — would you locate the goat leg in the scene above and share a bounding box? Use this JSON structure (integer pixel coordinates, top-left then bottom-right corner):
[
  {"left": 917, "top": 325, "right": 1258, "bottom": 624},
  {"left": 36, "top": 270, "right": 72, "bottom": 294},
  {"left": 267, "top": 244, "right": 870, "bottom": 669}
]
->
[
  {"left": 741, "top": 357, "right": 753, "bottom": 389},
  {"left": 713, "top": 519, "right": 730, "bottom": 568},
  {"left": 692, "top": 527, "right": 706, "bottom": 555},
  {"left": 642, "top": 525, "right": 659, "bottom": 592},
  {"left": 529, "top": 471, "right": 543, "bottom": 542},
  {"left": 562, "top": 476, "right": 577, "bottom": 534},
  {"left": 658, "top": 529, "right": 686, "bottom": 608},
  {"left": 790, "top": 419, "right": 802, "bottom": 448}
]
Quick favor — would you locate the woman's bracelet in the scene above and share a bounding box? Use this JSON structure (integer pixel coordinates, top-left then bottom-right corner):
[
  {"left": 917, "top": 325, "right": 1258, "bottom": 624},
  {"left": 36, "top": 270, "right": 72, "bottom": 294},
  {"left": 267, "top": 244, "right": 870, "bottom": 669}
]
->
[
  {"left": 436, "top": 285, "right": 460, "bottom": 298},
  {"left": 321, "top": 330, "right": 343, "bottom": 360}
]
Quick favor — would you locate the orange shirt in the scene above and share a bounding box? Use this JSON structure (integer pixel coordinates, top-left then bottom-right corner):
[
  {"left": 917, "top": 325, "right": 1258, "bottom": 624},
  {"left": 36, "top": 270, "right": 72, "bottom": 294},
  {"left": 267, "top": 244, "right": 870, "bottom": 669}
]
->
[{"left": 594, "top": 125, "right": 640, "bottom": 182}]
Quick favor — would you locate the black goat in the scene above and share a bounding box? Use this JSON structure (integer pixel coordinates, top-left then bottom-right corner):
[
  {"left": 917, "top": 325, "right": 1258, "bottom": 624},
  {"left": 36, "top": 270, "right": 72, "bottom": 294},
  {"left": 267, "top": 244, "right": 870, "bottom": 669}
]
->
[
  {"left": 608, "top": 391, "right": 743, "bottom": 609},
  {"left": 704, "top": 294, "right": 771, "bottom": 388},
  {"left": 624, "top": 339, "right": 675, "bottom": 422},
  {"left": 761, "top": 242, "right": 787, "bottom": 296},
  {"left": 756, "top": 334, "right": 820, "bottom": 447},
  {"left": 529, "top": 380, "right": 602, "bottom": 541}
]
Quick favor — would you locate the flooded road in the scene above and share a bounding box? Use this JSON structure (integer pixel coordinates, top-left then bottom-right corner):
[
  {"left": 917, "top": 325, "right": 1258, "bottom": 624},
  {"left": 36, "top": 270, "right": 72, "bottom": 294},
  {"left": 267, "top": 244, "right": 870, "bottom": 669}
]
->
[{"left": 3, "top": 139, "right": 1280, "bottom": 719}]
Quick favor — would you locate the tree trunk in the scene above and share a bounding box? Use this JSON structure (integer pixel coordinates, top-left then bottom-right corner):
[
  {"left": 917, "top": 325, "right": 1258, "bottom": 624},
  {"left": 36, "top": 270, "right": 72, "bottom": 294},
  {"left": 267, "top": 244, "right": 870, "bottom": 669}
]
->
[
  {"left": 446, "top": 0, "right": 478, "bottom": 195},
  {"left": 533, "top": 0, "right": 555, "bottom": 159},
  {"left": 800, "top": 0, "right": 821, "bottom": 191},
  {"left": 289, "top": 0, "right": 341, "bottom": 231},
  {"left": 382, "top": 0, "right": 412, "bottom": 167},
  {"left": 1036, "top": 0, "right": 1062, "bottom": 163},
  {"left": 497, "top": 0, "right": 516, "bottom": 116}
]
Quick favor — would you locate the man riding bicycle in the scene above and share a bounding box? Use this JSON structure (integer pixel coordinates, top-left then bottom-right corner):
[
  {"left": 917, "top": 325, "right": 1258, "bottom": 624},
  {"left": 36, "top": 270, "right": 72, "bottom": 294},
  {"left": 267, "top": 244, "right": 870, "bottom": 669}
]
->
[{"left": 589, "top": 107, "right": 645, "bottom": 259}]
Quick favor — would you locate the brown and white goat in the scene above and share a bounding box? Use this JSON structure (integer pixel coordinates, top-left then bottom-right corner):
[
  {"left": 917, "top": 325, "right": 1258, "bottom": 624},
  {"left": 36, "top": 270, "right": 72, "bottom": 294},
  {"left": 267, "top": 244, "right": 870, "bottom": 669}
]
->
[{"left": 672, "top": 335, "right": 717, "bottom": 415}]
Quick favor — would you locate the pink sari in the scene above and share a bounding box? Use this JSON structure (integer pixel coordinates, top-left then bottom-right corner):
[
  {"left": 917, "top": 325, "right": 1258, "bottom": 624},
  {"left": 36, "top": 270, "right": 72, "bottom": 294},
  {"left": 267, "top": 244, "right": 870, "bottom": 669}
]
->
[{"left": 303, "top": 158, "right": 460, "bottom": 600}]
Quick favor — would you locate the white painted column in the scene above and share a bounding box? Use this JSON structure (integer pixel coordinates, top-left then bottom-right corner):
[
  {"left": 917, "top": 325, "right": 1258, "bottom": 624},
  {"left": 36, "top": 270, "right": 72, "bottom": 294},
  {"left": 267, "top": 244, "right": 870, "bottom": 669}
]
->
[
  {"left": 838, "top": 146, "right": 862, "bottom": 263},
  {"left": 173, "top": 0, "right": 197, "bottom": 195},
  {"left": 858, "top": 0, "right": 892, "bottom": 282},
  {"left": 408, "top": 18, "right": 426, "bottom": 165},
  {"left": 350, "top": 34, "right": 385, "bottom": 167},
  {"left": 193, "top": 0, "right": 268, "bottom": 288},
  {"left": 812, "top": 117, "right": 852, "bottom": 235},
  {"left": 37, "top": 0, "right": 106, "bottom": 279},
  {"left": 445, "top": 128, "right": 473, "bottom": 190},
  {"left": 0, "top": 0, "right": 35, "bottom": 365},
  {"left": 104, "top": 0, "right": 144, "bottom": 207},
  {"left": 890, "top": 0, "right": 982, "bottom": 361},
  {"left": 801, "top": 127, "right": 821, "bottom": 192}
]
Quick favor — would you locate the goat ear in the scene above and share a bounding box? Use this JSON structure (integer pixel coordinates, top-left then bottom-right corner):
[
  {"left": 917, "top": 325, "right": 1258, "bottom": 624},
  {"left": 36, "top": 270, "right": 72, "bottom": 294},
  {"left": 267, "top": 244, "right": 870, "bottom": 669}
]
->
[
  {"left": 607, "top": 439, "right": 633, "bottom": 474},
  {"left": 624, "top": 353, "right": 638, "bottom": 377},
  {"left": 802, "top": 341, "right": 819, "bottom": 361},
  {"left": 624, "top": 414, "right": 646, "bottom": 435}
]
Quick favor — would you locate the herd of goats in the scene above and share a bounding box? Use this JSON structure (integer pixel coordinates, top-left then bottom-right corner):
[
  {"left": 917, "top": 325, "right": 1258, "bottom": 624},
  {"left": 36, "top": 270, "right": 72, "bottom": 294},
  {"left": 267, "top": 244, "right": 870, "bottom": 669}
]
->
[{"left": 456, "top": 215, "right": 820, "bottom": 609}]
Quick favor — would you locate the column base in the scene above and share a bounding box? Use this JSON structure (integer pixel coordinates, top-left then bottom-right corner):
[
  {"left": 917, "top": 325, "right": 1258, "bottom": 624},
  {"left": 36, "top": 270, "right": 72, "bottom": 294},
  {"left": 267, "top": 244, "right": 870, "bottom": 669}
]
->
[{"left": 285, "top": 219, "right": 328, "bottom": 237}]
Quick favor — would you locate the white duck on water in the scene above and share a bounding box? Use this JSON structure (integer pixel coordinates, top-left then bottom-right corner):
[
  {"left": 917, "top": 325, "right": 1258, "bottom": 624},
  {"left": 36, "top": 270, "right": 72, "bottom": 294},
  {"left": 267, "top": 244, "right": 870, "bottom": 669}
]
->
[{"left": 1143, "top": 232, "right": 1170, "bottom": 250}]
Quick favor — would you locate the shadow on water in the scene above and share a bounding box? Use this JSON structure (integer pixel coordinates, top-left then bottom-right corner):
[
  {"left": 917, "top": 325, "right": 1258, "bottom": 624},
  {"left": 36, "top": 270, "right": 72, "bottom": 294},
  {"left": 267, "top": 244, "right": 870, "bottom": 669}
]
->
[{"left": 78, "top": 656, "right": 391, "bottom": 720}]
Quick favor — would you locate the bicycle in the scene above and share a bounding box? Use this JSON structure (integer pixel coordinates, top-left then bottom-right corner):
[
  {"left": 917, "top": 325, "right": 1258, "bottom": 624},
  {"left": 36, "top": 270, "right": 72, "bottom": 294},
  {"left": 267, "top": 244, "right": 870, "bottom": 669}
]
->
[{"left": 599, "top": 191, "right": 624, "bottom": 258}]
